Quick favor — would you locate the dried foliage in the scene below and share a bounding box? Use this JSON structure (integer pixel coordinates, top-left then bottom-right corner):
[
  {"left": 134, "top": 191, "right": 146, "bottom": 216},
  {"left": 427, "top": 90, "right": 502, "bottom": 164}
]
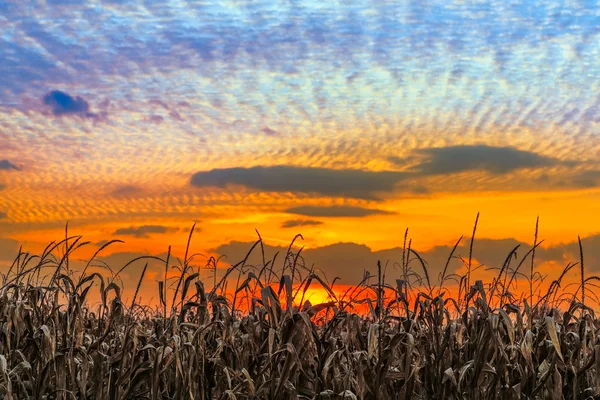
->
[{"left": 1, "top": 221, "right": 600, "bottom": 399}]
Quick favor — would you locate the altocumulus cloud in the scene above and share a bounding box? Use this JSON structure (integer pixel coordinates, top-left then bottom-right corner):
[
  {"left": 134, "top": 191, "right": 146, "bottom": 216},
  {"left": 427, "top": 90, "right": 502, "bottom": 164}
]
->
[
  {"left": 42, "top": 90, "right": 95, "bottom": 117},
  {"left": 391, "top": 145, "right": 569, "bottom": 175},
  {"left": 284, "top": 205, "right": 394, "bottom": 218},
  {"left": 113, "top": 225, "right": 175, "bottom": 238},
  {"left": 0, "top": 160, "right": 20, "bottom": 171},
  {"left": 190, "top": 166, "right": 406, "bottom": 200},
  {"left": 111, "top": 185, "right": 144, "bottom": 198}
]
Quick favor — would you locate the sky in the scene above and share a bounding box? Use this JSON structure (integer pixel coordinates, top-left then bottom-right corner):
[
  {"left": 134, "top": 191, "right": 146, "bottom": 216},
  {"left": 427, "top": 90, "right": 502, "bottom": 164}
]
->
[{"left": 1, "top": 0, "right": 600, "bottom": 302}]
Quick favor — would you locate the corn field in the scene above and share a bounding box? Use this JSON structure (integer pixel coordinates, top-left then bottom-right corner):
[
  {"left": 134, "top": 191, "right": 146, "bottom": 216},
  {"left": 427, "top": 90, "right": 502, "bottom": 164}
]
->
[{"left": 1, "top": 222, "right": 600, "bottom": 399}]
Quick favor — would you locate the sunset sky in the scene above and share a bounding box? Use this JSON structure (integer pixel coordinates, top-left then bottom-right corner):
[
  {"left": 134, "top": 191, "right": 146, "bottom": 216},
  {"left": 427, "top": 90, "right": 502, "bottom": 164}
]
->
[{"left": 1, "top": 1, "right": 600, "bottom": 300}]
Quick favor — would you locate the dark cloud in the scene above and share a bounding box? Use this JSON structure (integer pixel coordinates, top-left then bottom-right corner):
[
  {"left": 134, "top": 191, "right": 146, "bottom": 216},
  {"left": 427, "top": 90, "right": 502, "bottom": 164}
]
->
[
  {"left": 391, "top": 145, "right": 567, "bottom": 175},
  {"left": 212, "top": 233, "right": 600, "bottom": 286},
  {"left": 189, "top": 148, "right": 575, "bottom": 201},
  {"left": 410, "top": 185, "right": 429, "bottom": 195},
  {"left": 113, "top": 225, "right": 175, "bottom": 238},
  {"left": 0, "top": 160, "right": 20, "bottom": 171},
  {"left": 538, "top": 234, "right": 600, "bottom": 272},
  {"left": 211, "top": 240, "right": 375, "bottom": 283},
  {"left": 95, "top": 251, "right": 167, "bottom": 291},
  {"left": 0, "top": 212, "right": 6, "bottom": 219},
  {"left": 191, "top": 166, "right": 405, "bottom": 200},
  {"left": 571, "top": 170, "right": 600, "bottom": 188},
  {"left": 0, "top": 184, "right": 5, "bottom": 191},
  {"left": 212, "top": 240, "right": 463, "bottom": 284},
  {"left": 284, "top": 205, "right": 394, "bottom": 218},
  {"left": 261, "top": 127, "right": 278, "bottom": 136},
  {"left": 281, "top": 219, "right": 324, "bottom": 228},
  {"left": 42, "top": 90, "right": 95, "bottom": 117}
]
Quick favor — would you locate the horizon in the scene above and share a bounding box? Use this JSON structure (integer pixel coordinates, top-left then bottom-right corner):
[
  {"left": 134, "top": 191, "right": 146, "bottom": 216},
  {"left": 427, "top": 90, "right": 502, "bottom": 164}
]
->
[{"left": 1, "top": 216, "right": 596, "bottom": 310}]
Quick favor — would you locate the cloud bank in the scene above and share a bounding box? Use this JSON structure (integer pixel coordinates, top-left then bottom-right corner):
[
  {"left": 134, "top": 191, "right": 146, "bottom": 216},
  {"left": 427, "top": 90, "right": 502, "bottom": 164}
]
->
[
  {"left": 390, "top": 145, "right": 569, "bottom": 175},
  {"left": 191, "top": 166, "right": 405, "bottom": 200}
]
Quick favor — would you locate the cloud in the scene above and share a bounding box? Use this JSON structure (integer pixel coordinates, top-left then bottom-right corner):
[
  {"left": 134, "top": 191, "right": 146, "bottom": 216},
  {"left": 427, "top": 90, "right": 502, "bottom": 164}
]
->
[
  {"left": 538, "top": 234, "right": 600, "bottom": 272},
  {"left": 111, "top": 185, "right": 144, "bottom": 197},
  {"left": 146, "top": 115, "right": 164, "bottom": 124},
  {"left": 191, "top": 166, "right": 405, "bottom": 199},
  {"left": 0, "top": 212, "right": 6, "bottom": 219},
  {"left": 212, "top": 240, "right": 464, "bottom": 284},
  {"left": 211, "top": 233, "right": 600, "bottom": 286},
  {"left": 391, "top": 145, "right": 567, "bottom": 176},
  {"left": 0, "top": 237, "right": 19, "bottom": 262},
  {"left": 0, "top": 160, "right": 20, "bottom": 171},
  {"left": 95, "top": 251, "right": 167, "bottom": 291},
  {"left": 284, "top": 205, "right": 394, "bottom": 218},
  {"left": 42, "top": 90, "right": 95, "bottom": 117},
  {"left": 189, "top": 148, "right": 577, "bottom": 203},
  {"left": 261, "top": 127, "right": 278, "bottom": 136},
  {"left": 571, "top": 170, "right": 600, "bottom": 188},
  {"left": 113, "top": 225, "right": 175, "bottom": 238},
  {"left": 281, "top": 219, "right": 324, "bottom": 228}
]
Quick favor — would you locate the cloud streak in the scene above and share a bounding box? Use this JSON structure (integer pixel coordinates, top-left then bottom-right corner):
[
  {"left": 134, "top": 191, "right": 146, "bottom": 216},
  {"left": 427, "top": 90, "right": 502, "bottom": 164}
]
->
[
  {"left": 281, "top": 219, "right": 323, "bottom": 228},
  {"left": 113, "top": 225, "right": 175, "bottom": 238},
  {"left": 284, "top": 205, "right": 394, "bottom": 218}
]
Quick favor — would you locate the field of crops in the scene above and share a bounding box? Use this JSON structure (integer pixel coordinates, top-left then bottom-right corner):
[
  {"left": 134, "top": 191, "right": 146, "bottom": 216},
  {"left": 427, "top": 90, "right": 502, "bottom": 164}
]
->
[{"left": 1, "top": 222, "right": 600, "bottom": 400}]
